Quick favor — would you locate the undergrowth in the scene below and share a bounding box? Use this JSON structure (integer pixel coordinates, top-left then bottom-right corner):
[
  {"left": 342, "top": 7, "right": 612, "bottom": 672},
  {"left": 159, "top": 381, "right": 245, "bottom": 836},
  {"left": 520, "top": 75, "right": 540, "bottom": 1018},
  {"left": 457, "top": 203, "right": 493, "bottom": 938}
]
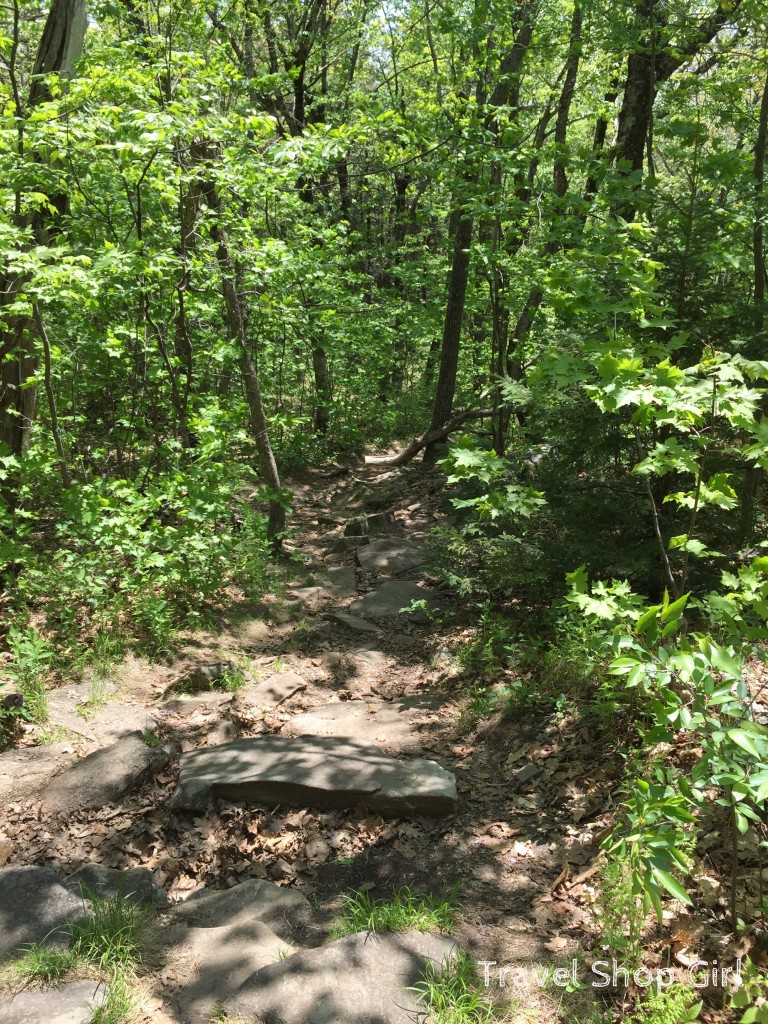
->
[
  {"left": 410, "top": 951, "right": 500, "bottom": 1024},
  {"left": 329, "top": 886, "right": 459, "bottom": 939}
]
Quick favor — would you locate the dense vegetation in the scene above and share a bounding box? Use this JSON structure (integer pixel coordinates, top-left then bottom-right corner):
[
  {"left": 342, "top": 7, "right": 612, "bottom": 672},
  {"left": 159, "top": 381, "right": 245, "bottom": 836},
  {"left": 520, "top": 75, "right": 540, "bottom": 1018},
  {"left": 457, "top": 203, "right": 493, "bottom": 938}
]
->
[{"left": 3, "top": 0, "right": 768, "bottom": 1018}]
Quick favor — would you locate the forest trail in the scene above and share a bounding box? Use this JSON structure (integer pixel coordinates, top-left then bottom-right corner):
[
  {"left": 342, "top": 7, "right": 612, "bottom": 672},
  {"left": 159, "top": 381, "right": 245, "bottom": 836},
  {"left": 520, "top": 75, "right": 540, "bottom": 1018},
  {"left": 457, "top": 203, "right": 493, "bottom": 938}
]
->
[{"left": 0, "top": 461, "right": 617, "bottom": 1023}]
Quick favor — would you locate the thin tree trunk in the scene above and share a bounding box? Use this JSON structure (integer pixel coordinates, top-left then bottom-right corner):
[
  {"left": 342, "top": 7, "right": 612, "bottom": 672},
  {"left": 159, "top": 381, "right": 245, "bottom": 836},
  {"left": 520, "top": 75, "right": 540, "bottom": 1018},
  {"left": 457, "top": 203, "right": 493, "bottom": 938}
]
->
[
  {"left": 202, "top": 180, "right": 286, "bottom": 548},
  {"left": 423, "top": 211, "right": 474, "bottom": 465},
  {"left": 739, "top": 68, "right": 768, "bottom": 536}
]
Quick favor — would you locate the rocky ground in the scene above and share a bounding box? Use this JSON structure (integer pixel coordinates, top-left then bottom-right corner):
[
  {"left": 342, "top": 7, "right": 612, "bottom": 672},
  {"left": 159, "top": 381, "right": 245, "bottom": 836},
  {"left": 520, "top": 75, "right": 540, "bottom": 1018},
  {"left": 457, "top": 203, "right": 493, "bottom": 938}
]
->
[{"left": 0, "top": 461, "right": 623, "bottom": 1023}]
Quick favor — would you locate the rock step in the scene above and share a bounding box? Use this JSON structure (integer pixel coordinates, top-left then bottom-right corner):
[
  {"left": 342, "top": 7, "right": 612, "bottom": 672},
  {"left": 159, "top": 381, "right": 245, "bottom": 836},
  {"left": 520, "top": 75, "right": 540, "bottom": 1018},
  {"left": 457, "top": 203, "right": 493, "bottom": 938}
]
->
[
  {"left": 0, "top": 980, "right": 105, "bottom": 1024},
  {"left": 40, "top": 731, "right": 169, "bottom": 815},
  {"left": 356, "top": 539, "right": 424, "bottom": 573},
  {"left": 350, "top": 580, "right": 438, "bottom": 623},
  {"left": 225, "top": 930, "right": 457, "bottom": 1024},
  {"left": 170, "top": 735, "right": 457, "bottom": 817}
]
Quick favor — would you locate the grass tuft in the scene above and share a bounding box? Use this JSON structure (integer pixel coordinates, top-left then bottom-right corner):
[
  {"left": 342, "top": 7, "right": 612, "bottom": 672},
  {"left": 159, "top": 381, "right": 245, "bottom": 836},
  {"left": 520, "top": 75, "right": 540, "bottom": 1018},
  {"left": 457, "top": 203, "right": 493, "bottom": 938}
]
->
[
  {"left": 329, "top": 885, "right": 459, "bottom": 939},
  {"left": 410, "top": 950, "right": 499, "bottom": 1024},
  {"left": 7, "top": 944, "right": 77, "bottom": 985},
  {"left": 68, "top": 886, "right": 153, "bottom": 972},
  {"left": 91, "top": 968, "right": 135, "bottom": 1024}
]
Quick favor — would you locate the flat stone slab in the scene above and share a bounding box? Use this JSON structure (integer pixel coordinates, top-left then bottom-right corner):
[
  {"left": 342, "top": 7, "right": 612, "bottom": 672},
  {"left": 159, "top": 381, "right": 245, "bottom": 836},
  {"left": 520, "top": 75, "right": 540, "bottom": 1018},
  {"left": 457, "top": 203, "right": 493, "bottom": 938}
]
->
[
  {"left": 48, "top": 684, "right": 156, "bottom": 745},
  {"left": 41, "top": 731, "right": 169, "bottom": 815},
  {"left": 282, "top": 698, "right": 441, "bottom": 752},
  {"left": 225, "top": 930, "right": 457, "bottom": 1024},
  {"left": 170, "top": 735, "right": 457, "bottom": 817},
  {"left": 350, "top": 581, "right": 438, "bottom": 622},
  {"left": 241, "top": 671, "right": 308, "bottom": 709},
  {"left": 0, "top": 980, "right": 105, "bottom": 1024},
  {"left": 356, "top": 539, "right": 424, "bottom": 574},
  {"left": 63, "top": 864, "right": 164, "bottom": 906},
  {"left": 321, "top": 565, "right": 357, "bottom": 597},
  {"left": 325, "top": 612, "right": 381, "bottom": 635},
  {"left": 0, "top": 866, "right": 84, "bottom": 957}
]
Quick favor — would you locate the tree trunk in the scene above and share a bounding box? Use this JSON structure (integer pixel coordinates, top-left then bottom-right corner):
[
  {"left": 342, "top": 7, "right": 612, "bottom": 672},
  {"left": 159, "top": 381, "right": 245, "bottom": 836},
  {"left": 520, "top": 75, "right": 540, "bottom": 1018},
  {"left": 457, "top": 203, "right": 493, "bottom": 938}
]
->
[
  {"left": 312, "top": 345, "right": 332, "bottom": 433},
  {"left": 201, "top": 173, "right": 286, "bottom": 547},
  {"left": 0, "top": 0, "right": 86, "bottom": 498},
  {"left": 423, "top": 211, "right": 474, "bottom": 464}
]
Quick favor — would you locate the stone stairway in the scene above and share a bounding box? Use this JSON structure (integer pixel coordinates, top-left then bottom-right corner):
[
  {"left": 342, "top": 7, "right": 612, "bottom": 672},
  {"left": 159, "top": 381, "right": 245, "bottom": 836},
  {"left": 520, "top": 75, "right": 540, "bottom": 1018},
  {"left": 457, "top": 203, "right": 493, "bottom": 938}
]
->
[{"left": 0, "top": 469, "right": 471, "bottom": 1024}]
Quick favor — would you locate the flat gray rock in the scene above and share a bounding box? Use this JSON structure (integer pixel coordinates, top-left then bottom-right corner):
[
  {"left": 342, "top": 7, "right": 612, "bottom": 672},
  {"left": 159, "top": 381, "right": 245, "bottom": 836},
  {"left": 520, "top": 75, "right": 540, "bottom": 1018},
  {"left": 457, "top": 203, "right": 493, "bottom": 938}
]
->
[
  {"left": 242, "top": 671, "right": 308, "bottom": 709},
  {"left": 356, "top": 539, "right": 424, "bottom": 574},
  {"left": 0, "top": 866, "right": 84, "bottom": 956},
  {"left": 0, "top": 980, "right": 105, "bottom": 1024},
  {"left": 282, "top": 698, "right": 440, "bottom": 752},
  {"left": 170, "top": 735, "right": 457, "bottom": 817},
  {"left": 0, "top": 746, "right": 73, "bottom": 804},
  {"left": 321, "top": 566, "right": 357, "bottom": 597},
  {"left": 41, "top": 731, "right": 169, "bottom": 815},
  {"left": 48, "top": 684, "right": 156, "bottom": 745},
  {"left": 170, "top": 878, "right": 312, "bottom": 940},
  {"left": 350, "top": 581, "right": 437, "bottom": 623},
  {"left": 325, "top": 612, "right": 381, "bottom": 635},
  {"left": 63, "top": 864, "right": 164, "bottom": 906},
  {"left": 225, "top": 930, "right": 457, "bottom": 1024}
]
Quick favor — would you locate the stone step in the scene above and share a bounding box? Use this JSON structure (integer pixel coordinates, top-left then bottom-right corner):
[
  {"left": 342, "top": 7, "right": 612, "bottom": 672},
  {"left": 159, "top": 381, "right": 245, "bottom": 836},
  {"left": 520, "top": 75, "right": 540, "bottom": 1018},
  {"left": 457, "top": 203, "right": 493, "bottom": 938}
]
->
[
  {"left": 350, "top": 581, "right": 438, "bottom": 623},
  {"left": 170, "top": 735, "right": 457, "bottom": 817},
  {"left": 225, "top": 930, "right": 457, "bottom": 1024}
]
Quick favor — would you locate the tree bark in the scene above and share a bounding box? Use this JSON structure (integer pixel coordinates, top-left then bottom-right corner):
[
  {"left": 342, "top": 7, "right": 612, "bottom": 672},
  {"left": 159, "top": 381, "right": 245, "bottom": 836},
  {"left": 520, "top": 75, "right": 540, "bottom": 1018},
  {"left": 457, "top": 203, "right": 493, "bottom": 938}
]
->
[
  {"left": 0, "top": 0, "right": 86, "bottom": 497},
  {"left": 422, "top": 6, "right": 535, "bottom": 465}
]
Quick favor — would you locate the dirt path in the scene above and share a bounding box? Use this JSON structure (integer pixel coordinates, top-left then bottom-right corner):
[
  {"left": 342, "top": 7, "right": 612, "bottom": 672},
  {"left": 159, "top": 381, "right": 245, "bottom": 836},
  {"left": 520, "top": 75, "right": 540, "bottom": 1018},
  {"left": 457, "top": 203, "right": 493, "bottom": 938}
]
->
[{"left": 0, "top": 459, "right": 618, "bottom": 1021}]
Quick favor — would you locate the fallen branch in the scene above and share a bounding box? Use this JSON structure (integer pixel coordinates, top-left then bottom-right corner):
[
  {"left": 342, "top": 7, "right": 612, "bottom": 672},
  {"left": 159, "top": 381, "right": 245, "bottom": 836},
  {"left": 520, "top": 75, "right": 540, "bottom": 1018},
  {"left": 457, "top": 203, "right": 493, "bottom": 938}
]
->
[{"left": 365, "top": 406, "right": 494, "bottom": 467}]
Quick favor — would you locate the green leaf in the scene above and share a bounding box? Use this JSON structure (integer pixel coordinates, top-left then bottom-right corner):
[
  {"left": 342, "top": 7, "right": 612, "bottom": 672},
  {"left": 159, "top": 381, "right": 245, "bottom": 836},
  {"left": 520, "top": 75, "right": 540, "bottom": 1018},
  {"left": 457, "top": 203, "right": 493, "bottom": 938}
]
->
[
  {"left": 650, "top": 866, "right": 692, "bottom": 905},
  {"left": 727, "top": 729, "right": 763, "bottom": 758}
]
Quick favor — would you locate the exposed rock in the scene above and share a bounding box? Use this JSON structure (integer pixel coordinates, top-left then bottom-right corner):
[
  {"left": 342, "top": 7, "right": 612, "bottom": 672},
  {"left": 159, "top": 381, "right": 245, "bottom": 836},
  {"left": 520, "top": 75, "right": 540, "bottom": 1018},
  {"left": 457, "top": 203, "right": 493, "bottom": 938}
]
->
[
  {"left": 170, "top": 735, "right": 458, "bottom": 817},
  {"left": 241, "top": 671, "right": 308, "bottom": 709},
  {"left": 320, "top": 566, "right": 357, "bottom": 597},
  {"left": 363, "top": 484, "right": 401, "bottom": 509},
  {"left": 350, "top": 581, "right": 438, "bottom": 623},
  {"left": 41, "top": 732, "right": 169, "bottom": 815},
  {"left": 325, "top": 612, "right": 381, "bottom": 635},
  {"left": 170, "top": 878, "right": 312, "bottom": 941},
  {"left": 0, "top": 980, "right": 105, "bottom": 1024},
  {"left": 330, "top": 536, "right": 369, "bottom": 554},
  {"left": 356, "top": 539, "right": 425, "bottom": 574},
  {"left": 0, "top": 745, "right": 73, "bottom": 804},
  {"left": 366, "top": 510, "right": 399, "bottom": 534},
  {"left": 291, "top": 586, "right": 326, "bottom": 610},
  {"left": 160, "top": 692, "right": 234, "bottom": 715},
  {"left": 168, "top": 919, "right": 292, "bottom": 1024},
  {"left": 88, "top": 703, "right": 158, "bottom": 746},
  {"left": 63, "top": 864, "right": 164, "bottom": 906},
  {"left": 510, "top": 762, "right": 543, "bottom": 790},
  {"left": 0, "top": 866, "right": 84, "bottom": 956},
  {"left": 225, "top": 930, "right": 457, "bottom": 1024},
  {"left": 343, "top": 518, "right": 368, "bottom": 537},
  {"left": 282, "top": 697, "right": 441, "bottom": 752}
]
